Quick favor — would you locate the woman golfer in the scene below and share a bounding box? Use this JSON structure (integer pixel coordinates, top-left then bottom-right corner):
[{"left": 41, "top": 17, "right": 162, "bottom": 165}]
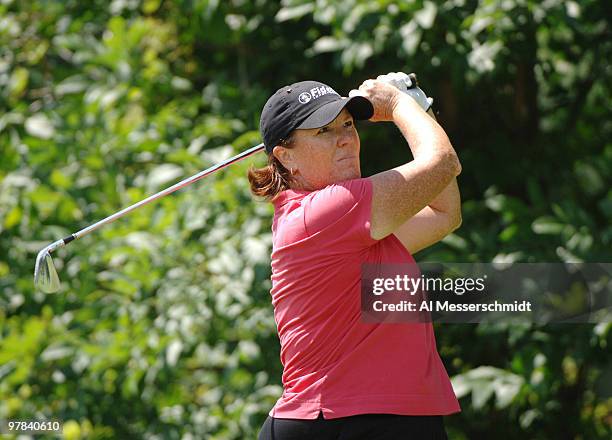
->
[{"left": 250, "top": 74, "right": 462, "bottom": 439}]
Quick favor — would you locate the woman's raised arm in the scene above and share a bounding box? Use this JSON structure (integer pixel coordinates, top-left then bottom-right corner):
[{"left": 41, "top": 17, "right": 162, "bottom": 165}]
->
[{"left": 356, "top": 80, "right": 461, "bottom": 241}]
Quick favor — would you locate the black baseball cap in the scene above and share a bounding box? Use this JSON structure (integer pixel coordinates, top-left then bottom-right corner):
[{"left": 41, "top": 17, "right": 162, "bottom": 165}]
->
[{"left": 260, "top": 80, "right": 374, "bottom": 154}]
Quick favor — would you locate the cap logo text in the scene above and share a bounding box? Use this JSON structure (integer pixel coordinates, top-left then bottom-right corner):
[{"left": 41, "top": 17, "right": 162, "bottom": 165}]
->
[{"left": 298, "top": 86, "right": 339, "bottom": 104}]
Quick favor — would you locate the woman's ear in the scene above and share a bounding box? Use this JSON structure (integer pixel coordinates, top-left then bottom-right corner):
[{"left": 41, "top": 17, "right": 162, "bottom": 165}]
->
[{"left": 272, "top": 145, "right": 294, "bottom": 170}]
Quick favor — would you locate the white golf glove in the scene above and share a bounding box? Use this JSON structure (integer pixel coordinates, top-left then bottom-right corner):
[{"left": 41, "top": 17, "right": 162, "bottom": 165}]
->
[{"left": 376, "top": 72, "right": 434, "bottom": 113}]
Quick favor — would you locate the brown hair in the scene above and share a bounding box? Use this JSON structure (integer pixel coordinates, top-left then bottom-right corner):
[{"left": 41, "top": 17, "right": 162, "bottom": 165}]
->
[{"left": 248, "top": 136, "right": 295, "bottom": 201}]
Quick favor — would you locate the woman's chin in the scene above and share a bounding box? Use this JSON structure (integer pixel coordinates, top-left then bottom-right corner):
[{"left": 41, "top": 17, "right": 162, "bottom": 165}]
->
[{"left": 337, "top": 168, "right": 361, "bottom": 182}]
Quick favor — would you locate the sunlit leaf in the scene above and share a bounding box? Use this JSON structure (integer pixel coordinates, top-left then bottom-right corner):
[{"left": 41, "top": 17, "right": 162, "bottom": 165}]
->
[{"left": 24, "top": 114, "right": 55, "bottom": 139}]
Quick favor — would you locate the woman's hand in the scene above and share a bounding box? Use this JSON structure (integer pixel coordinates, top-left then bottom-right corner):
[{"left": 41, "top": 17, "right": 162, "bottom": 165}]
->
[{"left": 349, "top": 79, "right": 404, "bottom": 122}]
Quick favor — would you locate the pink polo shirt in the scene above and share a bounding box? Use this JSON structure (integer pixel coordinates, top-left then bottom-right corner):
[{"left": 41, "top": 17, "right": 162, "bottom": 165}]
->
[{"left": 268, "top": 177, "right": 460, "bottom": 419}]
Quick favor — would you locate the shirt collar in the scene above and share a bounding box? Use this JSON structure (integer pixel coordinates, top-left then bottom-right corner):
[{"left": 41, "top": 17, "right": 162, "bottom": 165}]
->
[{"left": 273, "top": 188, "right": 311, "bottom": 208}]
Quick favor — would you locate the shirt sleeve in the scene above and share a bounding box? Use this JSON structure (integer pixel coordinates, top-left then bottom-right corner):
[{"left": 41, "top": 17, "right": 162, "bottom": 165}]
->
[{"left": 302, "top": 177, "right": 378, "bottom": 249}]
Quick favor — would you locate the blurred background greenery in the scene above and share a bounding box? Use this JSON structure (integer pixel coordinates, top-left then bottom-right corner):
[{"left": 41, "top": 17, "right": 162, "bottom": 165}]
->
[{"left": 0, "top": 0, "right": 610, "bottom": 438}]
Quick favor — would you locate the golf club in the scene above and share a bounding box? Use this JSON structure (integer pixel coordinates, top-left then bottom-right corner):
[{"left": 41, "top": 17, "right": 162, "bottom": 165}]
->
[
  {"left": 34, "top": 73, "right": 434, "bottom": 293},
  {"left": 34, "top": 142, "right": 265, "bottom": 293}
]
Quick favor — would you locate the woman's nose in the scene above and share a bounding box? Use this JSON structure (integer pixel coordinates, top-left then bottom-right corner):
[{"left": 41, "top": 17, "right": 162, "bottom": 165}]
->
[{"left": 337, "top": 130, "right": 352, "bottom": 148}]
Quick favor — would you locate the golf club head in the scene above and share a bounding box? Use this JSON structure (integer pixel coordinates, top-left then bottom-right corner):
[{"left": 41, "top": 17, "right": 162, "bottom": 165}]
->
[{"left": 34, "top": 248, "right": 60, "bottom": 293}]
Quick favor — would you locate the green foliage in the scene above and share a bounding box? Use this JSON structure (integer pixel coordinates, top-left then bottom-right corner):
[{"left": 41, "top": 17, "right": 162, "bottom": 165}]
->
[{"left": 1, "top": 0, "right": 610, "bottom": 438}]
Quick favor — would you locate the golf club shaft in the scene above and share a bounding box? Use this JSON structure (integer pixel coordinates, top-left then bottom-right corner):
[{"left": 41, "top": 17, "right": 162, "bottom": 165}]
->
[
  {"left": 60, "top": 143, "right": 264, "bottom": 245},
  {"left": 52, "top": 109, "right": 433, "bottom": 247}
]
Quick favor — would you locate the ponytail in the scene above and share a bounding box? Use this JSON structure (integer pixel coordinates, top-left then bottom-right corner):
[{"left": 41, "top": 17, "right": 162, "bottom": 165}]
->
[{"left": 248, "top": 137, "right": 294, "bottom": 201}]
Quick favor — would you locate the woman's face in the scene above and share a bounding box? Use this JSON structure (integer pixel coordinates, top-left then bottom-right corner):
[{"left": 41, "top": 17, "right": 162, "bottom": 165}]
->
[{"left": 274, "top": 109, "right": 361, "bottom": 191}]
